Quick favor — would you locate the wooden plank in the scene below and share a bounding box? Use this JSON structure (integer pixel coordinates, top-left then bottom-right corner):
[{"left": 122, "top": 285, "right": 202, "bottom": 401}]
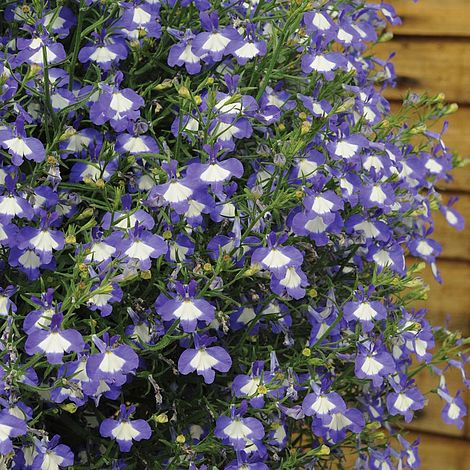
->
[
  {"left": 389, "top": 102, "right": 470, "bottom": 192},
  {"left": 375, "top": 38, "right": 470, "bottom": 105},
  {"left": 386, "top": 0, "right": 470, "bottom": 38},
  {"left": 412, "top": 260, "right": 470, "bottom": 336},
  {"left": 433, "top": 193, "right": 470, "bottom": 262},
  {"left": 407, "top": 432, "right": 470, "bottom": 469}
]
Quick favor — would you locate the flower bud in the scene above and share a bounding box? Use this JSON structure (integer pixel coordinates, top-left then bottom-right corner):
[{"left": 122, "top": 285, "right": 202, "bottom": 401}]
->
[
  {"left": 155, "top": 79, "right": 173, "bottom": 91},
  {"left": 443, "top": 103, "right": 459, "bottom": 115},
  {"left": 154, "top": 413, "right": 168, "bottom": 424},
  {"left": 178, "top": 86, "right": 191, "bottom": 99}
]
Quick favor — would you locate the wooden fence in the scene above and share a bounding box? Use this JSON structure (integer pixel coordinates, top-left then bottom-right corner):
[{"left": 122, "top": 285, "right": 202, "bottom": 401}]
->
[{"left": 377, "top": 1, "right": 470, "bottom": 467}]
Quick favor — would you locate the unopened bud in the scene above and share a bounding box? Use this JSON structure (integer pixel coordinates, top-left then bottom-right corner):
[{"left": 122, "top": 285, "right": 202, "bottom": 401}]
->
[
  {"left": 410, "top": 124, "right": 427, "bottom": 135},
  {"left": 154, "top": 413, "right": 168, "bottom": 424},
  {"left": 379, "top": 31, "right": 394, "bottom": 43},
  {"left": 155, "top": 79, "right": 173, "bottom": 91},
  {"left": 59, "top": 403, "right": 78, "bottom": 413},
  {"left": 302, "top": 347, "right": 311, "bottom": 357},
  {"left": 77, "top": 208, "right": 94, "bottom": 220},
  {"left": 318, "top": 445, "right": 330, "bottom": 456},
  {"left": 308, "top": 288, "right": 318, "bottom": 298},
  {"left": 141, "top": 270, "right": 152, "bottom": 280},
  {"left": 444, "top": 103, "right": 459, "bottom": 115},
  {"left": 178, "top": 86, "right": 191, "bottom": 99},
  {"left": 176, "top": 434, "right": 186, "bottom": 444},
  {"left": 59, "top": 127, "right": 77, "bottom": 141},
  {"left": 300, "top": 120, "right": 311, "bottom": 134}
]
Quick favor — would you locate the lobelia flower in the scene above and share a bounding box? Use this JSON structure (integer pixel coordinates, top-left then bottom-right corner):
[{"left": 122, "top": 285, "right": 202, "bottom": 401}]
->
[
  {"left": 86, "top": 281, "right": 123, "bottom": 317},
  {"left": 302, "top": 381, "right": 347, "bottom": 418},
  {"left": 327, "top": 133, "right": 369, "bottom": 161},
  {"left": 386, "top": 381, "right": 425, "bottom": 423},
  {"left": 100, "top": 405, "right": 152, "bottom": 452},
  {"left": 43, "top": 6, "right": 76, "bottom": 37},
  {"left": 408, "top": 235, "right": 442, "bottom": 264},
  {"left": 118, "top": 2, "right": 162, "bottom": 40},
  {"left": 186, "top": 144, "right": 244, "bottom": 190},
  {"left": 102, "top": 196, "right": 155, "bottom": 231},
  {"left": 8, "top": 246, "right": 55, "bottom": 280},
  {"left": 226, "top": 23, "right": 267, "bottom": 65},
  {"left": 118, "top": 224, "right": 168, "bottom": 270},
  {"left": 89, "top": 73, "right": 145, "bottom": 131},
  {"left": 301, "top": 48, "right": 346, "bottom": 81},
  {"left": 440, "top": 198, "right": 464, "bottom": 231},
  {"left": 25, "top": 312, "right": 84, "bottom": 364},
  {"left": 232, "top": 361, "right": 275, "bottom": 409},
  {"left": 0, "top": 116, "right": 45, "bottom": 166},
  {"left": 86, "top": 333, "right": 139, "bottom": 386},
  {"left": 69, "top": 156, "right": 118, "bottom": 184},
  {"left": 303, "top": 10, "right": 337, "bottom": 37},
  {"left": 270, "top": 265, "right": 309, "bottom": 300},
  {"left": 83, "top": 228, "right": 122, "bottom": 266},
  {"left": 316, "top": 407, "right": 365, "bottom": 443},
  {"left": 14, "top": 32, "right": 66, "bottom": 68},
  {"left": 23, "top": 288, "right": 57, "bottom": 334},
  {"left": 192, "top": 12, "right": 242, "bottom": 63},
  {"left": 178, "top": 334, "right": 232, "bottom": 384},
  {"left": 0, "top": 285, "right": 16, "bottom": 317},
  {"left": 438, "top": 384, "right": 467, "bottom": 429},
  {"left": 0, "top": 410, "right": 27, "bottom": 454},
  {"left": 215, "top": 403, "right": 265, "bottom": 451},
  {"left": 354, "top": 341, "right": 396, "bottom": 387},
  {"left": 31, "top": 435, "right": 74, "bottom": 470},
  {"left": 59, "top": 126, "right": 103, "bottom": 158},
  {"left": 78, "top": 31, "right": 128, "bottom": 71},
  {"left": 397, "top": 434, "right": 421, "bottom": 469},
  {"left": 166, "top": 233, "right": 195, "bottom": 263},
  {"left": 115, "top": 131, "right": 159, "bottom": 156},
  {"left": 251, "top": 232, "right": 304, "bottom": 278},
  {"left": 147, "top": 160, "right": 197, "bottom": 214},
  {"left": 51, "top": 356, "right": 90, "bottom": 407},
  {"left": 167, "top": 29, "right": 202, "bottom": 74},
  {"left": 18, "top": 211, "right": 65, "bottom": 264},
  {"left": 157, "top": 280, "right": 215, "bottom": 332},
  {"left": 208, "top": 115, "right": 253, "bottom": 150},
  {"left": 343, "top": 286, "right": 387, "bottom": 332}
]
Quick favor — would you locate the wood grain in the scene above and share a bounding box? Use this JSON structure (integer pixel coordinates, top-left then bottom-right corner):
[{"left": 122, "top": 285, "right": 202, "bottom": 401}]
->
[
  {"left": 386, "top": 0, "right": 470, "bottom": 38},
  {"left": 375, "top": 38, "right": 470, "bottom": 104}
]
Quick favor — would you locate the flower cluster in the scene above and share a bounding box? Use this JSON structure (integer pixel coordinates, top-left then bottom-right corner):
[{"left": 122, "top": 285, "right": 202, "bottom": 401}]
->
[{"left": 0, "top": 0, "right": 468, "bottom": 468}]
